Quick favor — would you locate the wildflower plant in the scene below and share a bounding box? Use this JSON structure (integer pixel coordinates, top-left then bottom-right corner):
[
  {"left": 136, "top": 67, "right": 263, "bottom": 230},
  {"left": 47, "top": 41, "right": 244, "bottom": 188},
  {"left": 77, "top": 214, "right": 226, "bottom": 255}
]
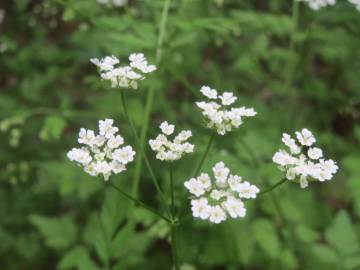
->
[
  {"left": 149, "top": 121, "right": 194, "bottom": 162},
  {"left": 63, "top": 2, "right": 341, "bottom": 268},
  {"left": 184, "top": 162, "right": 259, "bottom": 223},
  {"left": 272, "top": 128, "right": 339, "bottom": 188},
  {"left": 67, "top": 119, "right": 135, "bottom": 181},
  {"left": 196, "top": 86, "right": 257, "bottom": 135}
]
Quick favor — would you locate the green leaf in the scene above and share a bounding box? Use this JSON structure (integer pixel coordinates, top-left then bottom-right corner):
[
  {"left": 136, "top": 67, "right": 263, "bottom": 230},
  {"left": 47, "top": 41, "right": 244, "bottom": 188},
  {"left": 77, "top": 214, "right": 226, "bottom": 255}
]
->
[
  {"left": 100, "top": 188, "right": 130, "bottom": 239},
  {"left": 295, "top": 224, "right": 318, "bottom": 243},
  {"left": 29, "top": 214, "right": 77, "bottom": 249},
  {"left": 325, "top": 211, "right": 359, "bottom": 256},
  {"left": 39, "top": 115, "right": 67, "bottom": 141},
  {"left": 59, "top": 246, "right": 99, "bottom": 270},
  {"left": 252, "top": 218, "right": 281, "bottom": 258},
  {"left": 310, "top": 244, "right": 338, "bottom": 264},
  {"left": 83, "top": 214, "right": 110, "bottom": 264}
]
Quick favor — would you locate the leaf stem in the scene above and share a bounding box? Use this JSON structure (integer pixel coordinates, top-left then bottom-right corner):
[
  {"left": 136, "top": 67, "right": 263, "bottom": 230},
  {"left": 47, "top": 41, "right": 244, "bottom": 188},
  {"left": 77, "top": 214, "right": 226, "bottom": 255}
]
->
[
  {"left": 108, "top": 181, "right": 171, "bottom": 223},
  {"left": 120, "top": 91, "right": 169, "bottom": 212},
  {"left": 169, "top": 162, "right": 175, "bottom": 216},
  {"left": 170, "top": 224, "right": 180, "bottom": 270},
  {"left": 193, "top": 132, "right": 216, "bottom": 177},
  {"left": 131, "top": 0, "right": 172, "bottom": 204},
  {"left": 258, "top": 178, "right": 287, "bottom": 196}
]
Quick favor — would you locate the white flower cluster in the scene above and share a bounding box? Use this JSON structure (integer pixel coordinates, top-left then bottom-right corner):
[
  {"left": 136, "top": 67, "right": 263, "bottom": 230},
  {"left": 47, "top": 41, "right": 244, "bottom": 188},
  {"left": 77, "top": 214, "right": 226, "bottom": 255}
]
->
[
  {"left": 90, "top": 53, "right": 156, "bottom": 89},
  {"left": 67, "top": 119, "right": 136, "bottom": 181},
  {"left": 349, "top": 0, "right": 360, "bottom": 10},
  {"left": 297, "top": 0, "right": 336, "bottom": 10},
  {"left": 272, "top": 128, "right": 338, "bottom": 188},
  {"left": 196, "top": 86, "right": 256, "bottom": 135},
  {"left": 97, "top": 0, "right": 127, "bottom": 7},
  {"left": 184, "top": 162, "right": 260, "bottom": 224},
  {"left": 149, "top": 121, "right": 194, "bottom": 162}
]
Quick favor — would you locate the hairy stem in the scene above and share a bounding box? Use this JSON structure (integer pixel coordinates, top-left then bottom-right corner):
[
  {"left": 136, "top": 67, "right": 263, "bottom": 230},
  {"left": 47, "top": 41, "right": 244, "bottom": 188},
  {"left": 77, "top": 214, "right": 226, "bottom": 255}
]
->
[{"left": 108, "top": 182, "right": 171, "bottom": 223}]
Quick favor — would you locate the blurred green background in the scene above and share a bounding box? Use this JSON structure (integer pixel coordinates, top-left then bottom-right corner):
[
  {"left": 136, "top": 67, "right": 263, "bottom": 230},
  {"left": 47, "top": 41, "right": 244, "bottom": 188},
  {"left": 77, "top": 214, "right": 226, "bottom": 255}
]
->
[{"left": 1, "top": 0, "right": 360, "bottom": 269}]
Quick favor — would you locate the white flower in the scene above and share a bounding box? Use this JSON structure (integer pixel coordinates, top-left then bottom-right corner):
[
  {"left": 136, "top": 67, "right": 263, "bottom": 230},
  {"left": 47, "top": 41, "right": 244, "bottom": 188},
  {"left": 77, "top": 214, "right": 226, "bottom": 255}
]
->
[
  {"left": 273, "top": 128, "right": 338, "bottom": 188},
  {"left": 282, "top": 133, "right": 301, "bottom": 154},
  {"left": 99, "top": 119, "right": 119, "bottom": 138},
  {"left": 191, "top": 198, "right": 211, "bottom": 220},
  {"left": 112, "top": 146, "right": 136, "bottom": 164},
  {"left": 197, "top": 173, "right": 211, "bottom": 190},
  {"left": 196, "top": 86, "right": 256, "bottom": 135},
  {"left": 209, "top": 206, "right": 227, "bottom": 224},
  {"left": 67, "top": 148, "right": 92, "bottom": 165},
  {"left": 67, "top": 119, "right": 135, "bottom": 180},
  {"left": 236, "top": 182, "right": 260, "bottom": 199},
  {"left": 272, "top": 150, "right": 298, "bottom": 167},
  {"left": 308, "top": 147, "right": 323, "bottom": 160},
  {"left": 296, "top": 128, "right": 316, "bottom": 146},
  {"left": 149, "top": 121, "right": 194, "bottom": 162},
  {"left": 219, "top": 92, "right": 237, "bottom": 106},
  {"left": 129, "top": 53, "right": 157, "bottom": 73},
  {"left": 91, "top": 53, "right": 156, "bottom": 89},
  {"left": 185, "top": 162, "right": 259, "bottom": 224},
  {"left": 200, "top": 86, "right": 217, "bottom": 99},
  {"left": 184, "top": 178, "right": 206, "bottom": 197},
  {"left": 212, "top": 162, "right": 229, "bottom": 184},
  {"left": 297, "top": 0, "right": 336, "bottom": 10},
  {"left": 160, "top": 121, "right": 175, "bottom": 135},
  {"left": 78, "top": 128, "right": 96, "bottom": 146},
  {"left": 107, "top": 135, "right": 124, "bottom": 149},
  {"left": 223, "top": 197, "right": 246, "bottom": 218}
]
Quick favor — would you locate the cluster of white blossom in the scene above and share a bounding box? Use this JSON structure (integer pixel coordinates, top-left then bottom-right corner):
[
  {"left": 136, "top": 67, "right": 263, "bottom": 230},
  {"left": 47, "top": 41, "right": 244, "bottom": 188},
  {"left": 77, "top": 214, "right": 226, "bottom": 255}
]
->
[
  {"left": 297, "top": 0, "right": 336, "bottom": 10},
  {"left": 149, "top": 121, "right": 194, "bottom": 162},
  {"left": 196, "top": 86, "right": 256, "bottom": 135},
  {"left": 67, "top": 119, "right": 136, "bottom": 181},
  {"left": 90, "top": 53, "right": 156, "bottom": 89},
  {"left": 272, "top": 128, "right": 338, "bottom": 188},
  {"left": 184, "top": 162, "right": 259, "bottom": 224},
  {"left": 349, "top": 0, "right": 360, "bottom": 10},
  {"left": 97, "top": 0, "right": 127, "bottom": 7}
]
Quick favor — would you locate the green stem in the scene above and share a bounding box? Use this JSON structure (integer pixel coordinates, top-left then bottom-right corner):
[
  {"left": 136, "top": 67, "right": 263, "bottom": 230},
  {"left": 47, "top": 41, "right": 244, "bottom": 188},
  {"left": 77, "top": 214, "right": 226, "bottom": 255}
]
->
[
  {"left": 285, "top": 0, "right": 300, "bottom": 92},
  {"left": 169, "top": 163, "right": 175, "bottom": 216},
  {"left": 120, "top": 91, "right": 168, "bottom": 209},
  {"left": 131, "top": 0, "right": 172, "bottom": 203},
  {"left": 258, "top": 178, "right": 287, "bottom": 196},
  {"left": 170, "top": 224, "right": 180, "bottom": 270},
  {"left": 108, "top": 182, "right": 171, "bottom": 223},
  {"left": 193, "top": 132, "right": 216, "bottom": 177}
]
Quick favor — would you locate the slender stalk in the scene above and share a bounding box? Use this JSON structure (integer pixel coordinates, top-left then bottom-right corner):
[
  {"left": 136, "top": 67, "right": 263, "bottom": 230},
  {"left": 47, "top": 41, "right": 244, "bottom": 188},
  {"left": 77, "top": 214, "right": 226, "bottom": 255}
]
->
[
  {"left": 120, "top": 91, "right": 169, "bottom": 211},
  {"left": 285, "top": 0, "right": 300, "bottom": 91},
  {"left": 170, "top": 225, "right": 180, "bottom": 270},
  {"left": 169, "top": 163, "right": 175, "bottom": 215},
  {"left": 132, "top": 0, "right": 172, "bottom": 202},
  {"left": 108, "top": 181, "right": 171, "bottom": 223},
  {"left": 258, "top": 178, "right": 287, "bottom": 196},
  {"left": 193, "top": 132, "right": 216, "bottom": 177}
]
